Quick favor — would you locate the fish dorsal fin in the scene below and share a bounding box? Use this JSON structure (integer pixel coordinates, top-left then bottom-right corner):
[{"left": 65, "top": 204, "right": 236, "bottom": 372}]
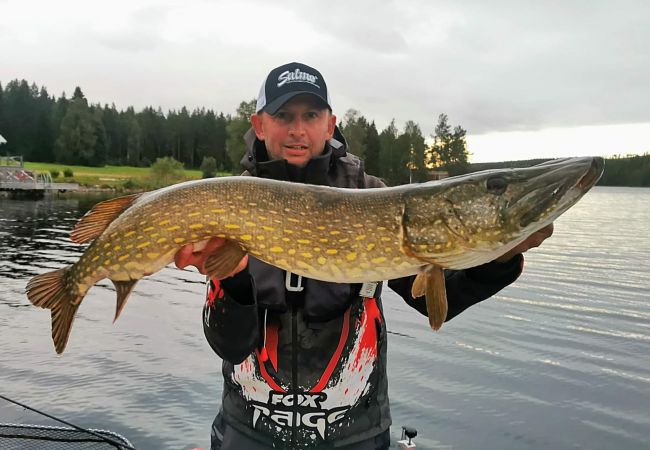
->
[
  {"left": 412, "top": 265, "right": 448, "bottom": 331},
  {"left": 111, "top": 279, "right": 138, "bottom": 323},
  {"left": 204, "top": 240, "right": 247, "bottom": 280},
  {"left": 71, "top": 193, "right": 142, "bottom": 244}
]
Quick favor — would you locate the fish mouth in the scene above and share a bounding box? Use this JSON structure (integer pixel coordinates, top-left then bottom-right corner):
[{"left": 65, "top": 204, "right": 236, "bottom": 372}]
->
[
  {"left": 577, "top": 157, "right": 604, "bottom": 190},
  {"left": 514, "top": 157, "right": 604, "bottom": 228}
]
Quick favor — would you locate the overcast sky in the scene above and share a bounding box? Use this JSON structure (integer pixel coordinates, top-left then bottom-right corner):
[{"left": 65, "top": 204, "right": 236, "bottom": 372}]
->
[{"left": 1, "top": 0, "right": 648, "bottom": 162}]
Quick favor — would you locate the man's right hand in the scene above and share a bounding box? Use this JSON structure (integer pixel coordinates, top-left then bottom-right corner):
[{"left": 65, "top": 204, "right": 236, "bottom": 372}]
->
[{"left": 174, "top": 237, "right": 249, "bottom": 278}]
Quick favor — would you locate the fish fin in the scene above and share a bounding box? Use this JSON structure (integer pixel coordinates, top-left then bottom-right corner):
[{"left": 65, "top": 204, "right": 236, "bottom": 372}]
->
[
  {"left": 26, "top": 267, "right": 82, "bottom": 354},
  {"left": 424, "top": 266, "right": 448, "bottom": 331},
  {"left": 111, "top": 279, "right": 138, "bottom": 323},
  {"left": 204, "top": 240, "right": 246, "bottom": 280},
  {"left": 71, "top": 193, "right": 142, "bottom": 244},
  {"left": 411, "top": 272, "right": 427, "bottom": 298}
]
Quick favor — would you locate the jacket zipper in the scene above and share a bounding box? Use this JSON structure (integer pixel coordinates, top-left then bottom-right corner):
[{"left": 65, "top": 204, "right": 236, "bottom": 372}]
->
[{"left": 291, "top": 303, "right": 298, "bottom": 447}]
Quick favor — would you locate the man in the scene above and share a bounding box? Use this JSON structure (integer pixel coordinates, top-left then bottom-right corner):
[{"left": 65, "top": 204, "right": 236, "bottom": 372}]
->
[{"left": 175, "top": 62, "right": 553, "bottom": 449}]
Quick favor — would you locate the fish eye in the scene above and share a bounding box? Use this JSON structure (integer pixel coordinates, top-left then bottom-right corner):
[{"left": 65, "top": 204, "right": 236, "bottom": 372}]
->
[{"left": 486, "top": 176, "right": 507, "bottom": 195}]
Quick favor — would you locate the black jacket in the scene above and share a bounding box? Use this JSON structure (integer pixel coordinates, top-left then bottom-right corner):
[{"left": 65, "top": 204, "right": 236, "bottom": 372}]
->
[{"left": 203, "top": 128, "right": 523, "bottom": 449}]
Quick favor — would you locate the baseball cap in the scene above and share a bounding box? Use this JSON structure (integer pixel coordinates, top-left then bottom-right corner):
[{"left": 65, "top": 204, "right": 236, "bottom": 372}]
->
[{"left": 255, "top": 62, "right": 331, "bottom": 114}]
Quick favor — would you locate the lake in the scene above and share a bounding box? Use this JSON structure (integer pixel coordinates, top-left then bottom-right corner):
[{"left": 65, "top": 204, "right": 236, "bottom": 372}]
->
[{"left": 1, "top": 186, "right": 649, "bottom": 449}]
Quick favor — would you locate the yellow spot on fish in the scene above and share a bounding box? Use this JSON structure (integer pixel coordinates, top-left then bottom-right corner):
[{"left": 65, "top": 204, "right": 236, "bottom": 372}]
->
[
  {"left": 225, "top": 224, "right": 240, "bottom": 229},
  {"left": 124, "top": 231, "right": 136, "bottom": 237},
  {"left": 135, "top": 253, "right": 142, "bottom": 259},
  {"left": 355, "top": 235, "right": 366, "bottom": 241},
  {"left": 111, "top": 264, "right": 120, "bottom": 271},
  {"left": 270, "top": 246, "right": 283, "bottom": 253},
  {"left": 174, "top": 237, "right": 186, "bottom": 244},
  {"left": 239, "top": 209, "right": 249, "bottom": 214},
  {"left": 167, "top": 225, "right": 180, "bottom": 231},
  {"left": 92, "top": 255, "right": 100, "bottom": 262},
  {"left": 338, "top": 238, "right": 349, "bottom": 243},
  {"left": 282, "top": 238, "right": 290, "bottom": 242},
  {"left": 377, "top": 226, "right": 387, "bottom": 231},
  {"left": 262, "top": 226, "right": 275, "bottom": 232},
  {"left": 371, "top": 257, "right": 387, "bottom": 264},
  {"left": 104, "top": 260, "right": 111, "bottom": 266},
  {"left": 157, "top": 237, "right": 167, "bottom": 244},
  {"left": 103, "top": 243, "right": 111, "bottom": 249},
  {"left": 380, "top": 237, "right": 392, "bottom": 242},
  {"left": 316, "top": 226, "right": 326, "bottom": 231},
  {"left": 302, "top": 229, "right": 312, "bottom": 234},
  {"left": 113, "top": 245, "right": 122, "bottom": 251},
  {"left": 300, "top": 252, "right": 313, "bottom": 258},
  {"left": 346, "top": 252, "right": 357, "bottom": 261},
  {"left": 241, "top": 234, "right": 252, "bottom": 241},
  {"left": 297, "top": 239, "right": 311, "bottom": 245},
  {"left": 287, "top": 218, "right": 300, "bottom": 223},
  {"left": 211, "top": 209, "right": 226, "bottom": 214},
  {"left": 118, "top": 255, "right": 129, "bottom": 261},
  {"left": 245, "top": 221, "right": 256, "bottom": 227},
  {"left": 256, "top": 235, "right": 265, "bottom": 241},
  {"left": 147, "top": 252, "right": 160, "bottom": 259},
  {"left": 158, "top": 219, "right": 170, "bottom": 226},
  {"left": 330, "top": 230, "right": 341, "bottom": 235},
  {"left": 125, "top": 261, "right": 142, "bottom": 270},
  {"left": 143, "top": 226, "right": 154, "bottom": 232},
  {"left": 126, "top": 244, "right": 133, "bottom": 250},
  {"left": 284, "top": 229, "right": 294, "bottom": 234},
  {"left": 317, "top": 257, "right": 327, "bottom": 265},
  {"left": 188, "top": 212, "right": 201, "bottom": 217},
  {"left": 314, "top": 247, "right": 321, "bottom": 252},
  {"left": 189, "top": 223, "right": 204, "bottom": 230},
  {"left": 136, "top": 242, "right": 151, "bottom": 249},
  {"left": 319, "top": 238, "right": 329, "bottom": 243},
  {"left": 367, "top": 243, "right": 376, "bottom": 251},
  {"left": 353, "top": 223, "right": 364, "bottom": 228},
  {"left": 325, "top": 249, "right": 338, "bottom": 255},
  {"left": 288, "top": 249, "right": 296, "bottom": 255}
]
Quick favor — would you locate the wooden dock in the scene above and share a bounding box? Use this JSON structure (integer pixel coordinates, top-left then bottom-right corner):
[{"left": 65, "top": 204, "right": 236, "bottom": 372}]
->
[{"left": 0, "top": 157, "right": 79, "bottom": 198}]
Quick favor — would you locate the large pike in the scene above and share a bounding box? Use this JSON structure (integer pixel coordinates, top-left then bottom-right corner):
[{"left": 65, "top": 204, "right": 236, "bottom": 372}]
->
[{"left": 26, "top": 157, "right": 603, "bottom": 353}]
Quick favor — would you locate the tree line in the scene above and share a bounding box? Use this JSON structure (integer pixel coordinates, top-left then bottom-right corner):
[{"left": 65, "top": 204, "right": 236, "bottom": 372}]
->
[{"left": 0, "top": 79, "right": 469, "bottom": 185}]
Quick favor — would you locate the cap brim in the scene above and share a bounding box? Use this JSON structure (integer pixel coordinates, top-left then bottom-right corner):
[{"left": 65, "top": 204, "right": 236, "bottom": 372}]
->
[{"left": 261, "top": 91, "right": 330, "bottom": 115}]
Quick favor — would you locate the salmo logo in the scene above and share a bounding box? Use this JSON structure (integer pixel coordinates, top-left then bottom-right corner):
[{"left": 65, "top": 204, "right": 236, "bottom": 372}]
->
[
  {"left": 251, "top": 391, "right": 348, "bottom": 440},
  {"left": 277, "top": 69, "right": 320, "bottom": 88}
]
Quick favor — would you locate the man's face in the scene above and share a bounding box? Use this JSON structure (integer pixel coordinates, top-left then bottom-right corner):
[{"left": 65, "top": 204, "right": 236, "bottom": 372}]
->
[{"left": 251, "top": 94, "right": 337, "bottom": 168}]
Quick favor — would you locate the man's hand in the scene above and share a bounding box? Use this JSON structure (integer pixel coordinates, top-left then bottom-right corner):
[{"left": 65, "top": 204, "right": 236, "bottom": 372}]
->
[
  {"left": 494, "top": 223, "right": 554, "bottom": 263},
  {"left": 174, "top": 237, "right": 249, "bottom": 278}
]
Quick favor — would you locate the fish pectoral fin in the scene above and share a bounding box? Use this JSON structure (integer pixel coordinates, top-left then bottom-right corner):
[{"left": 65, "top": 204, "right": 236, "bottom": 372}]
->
[
  {"left": 411, "top": 265, "right": 448, "bottom": 331},
  {"left": 71, "top": 193, "right": 142, "bottom": 244},
  {"left": 112, "top": 279, "right": 138, "bottom": 323},
  {"left": 204, "top": 240, "right": 247, "bottom": 280},
  {"left": 411, "top": 272, "right": 427, "bottom": 298}
]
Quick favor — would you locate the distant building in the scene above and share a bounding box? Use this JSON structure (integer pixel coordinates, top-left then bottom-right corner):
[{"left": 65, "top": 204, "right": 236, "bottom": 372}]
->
[{"left": 428, "top": 170, "right": 449, "bottom": 181}]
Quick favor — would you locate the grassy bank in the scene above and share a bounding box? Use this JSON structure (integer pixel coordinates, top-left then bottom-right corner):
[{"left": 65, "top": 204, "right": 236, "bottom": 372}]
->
[{"left": 23, "top": 162, "right": 206, "bottom": 191}]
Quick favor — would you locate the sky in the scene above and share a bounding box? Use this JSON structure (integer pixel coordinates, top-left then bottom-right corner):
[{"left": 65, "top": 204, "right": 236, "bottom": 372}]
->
[{"left": 1, "top": 0, "right": 648, "bottom": 162}]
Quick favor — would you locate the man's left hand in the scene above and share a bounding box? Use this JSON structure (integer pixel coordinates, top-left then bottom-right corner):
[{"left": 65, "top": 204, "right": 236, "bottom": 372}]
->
[{"left": 494, "top": 223, "right": 554, "bottom": 263}]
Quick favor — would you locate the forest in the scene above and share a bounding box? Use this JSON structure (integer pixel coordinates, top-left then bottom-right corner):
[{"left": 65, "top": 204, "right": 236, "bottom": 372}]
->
[{"left": 1, "top": 79, "right": 648, "bottom": 187}]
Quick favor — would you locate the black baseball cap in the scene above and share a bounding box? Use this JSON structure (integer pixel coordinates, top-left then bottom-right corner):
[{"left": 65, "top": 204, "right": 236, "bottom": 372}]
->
[{"left": 255, "top": 62, "right": 331, "bottom": 115}]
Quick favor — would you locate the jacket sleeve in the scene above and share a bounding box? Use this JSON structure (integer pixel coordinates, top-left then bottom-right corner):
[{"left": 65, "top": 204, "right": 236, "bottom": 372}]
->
[
  {"left": 202, "top": 268, "right": 260, "bottom": 364},
  {"left": 387, "top": 254, "right": 524, "bottom": 321}
]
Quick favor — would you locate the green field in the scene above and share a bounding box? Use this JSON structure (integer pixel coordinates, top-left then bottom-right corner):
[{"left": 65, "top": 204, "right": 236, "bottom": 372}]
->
[{"left": 23, "top": 162, "right": 207, "bottom": 191}]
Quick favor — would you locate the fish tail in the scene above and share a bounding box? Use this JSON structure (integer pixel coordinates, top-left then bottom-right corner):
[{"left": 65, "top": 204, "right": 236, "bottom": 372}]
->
[{"left": 26, "top": 267, "right": 82, "bottom": 354}]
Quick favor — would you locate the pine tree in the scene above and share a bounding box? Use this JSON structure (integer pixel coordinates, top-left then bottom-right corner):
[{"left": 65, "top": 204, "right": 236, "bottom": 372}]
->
[
  {"left": 226, "top": 99, "right": 256, "bottom": 171},
  {"left": 55, "top": 88, "right": 98, "bottom": 165},
  {"left": 364, "top": 121, "right": 381, "bottom": 177}
]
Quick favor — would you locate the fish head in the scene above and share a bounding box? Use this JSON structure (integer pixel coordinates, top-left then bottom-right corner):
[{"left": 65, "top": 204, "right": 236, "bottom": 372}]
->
[{"left": 403, "top": 157, "right": 604, "bottom": 268}]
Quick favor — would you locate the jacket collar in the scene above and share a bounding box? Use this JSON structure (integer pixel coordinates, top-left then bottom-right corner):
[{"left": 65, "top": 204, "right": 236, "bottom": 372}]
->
[{"left": 240, "top": 127, "right": 348, "bottom": 185}]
